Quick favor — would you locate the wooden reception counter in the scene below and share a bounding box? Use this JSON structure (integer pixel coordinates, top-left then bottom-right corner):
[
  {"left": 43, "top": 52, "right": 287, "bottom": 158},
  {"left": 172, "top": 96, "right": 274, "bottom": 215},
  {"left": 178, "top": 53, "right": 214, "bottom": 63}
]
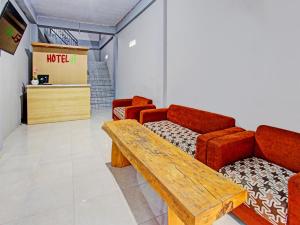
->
[{"left": 27, "top": 84, "right": 91, "bottom": 125}]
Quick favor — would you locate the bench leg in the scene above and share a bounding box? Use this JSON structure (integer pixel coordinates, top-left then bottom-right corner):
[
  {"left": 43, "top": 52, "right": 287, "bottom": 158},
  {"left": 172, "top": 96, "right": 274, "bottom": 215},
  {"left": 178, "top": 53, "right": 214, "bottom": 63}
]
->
[
  {"left": 168, "top": 207, "right": 185, "bottom": 225},
  {"left": 111, "top": 142, "right": 131, "bottom": 168}
]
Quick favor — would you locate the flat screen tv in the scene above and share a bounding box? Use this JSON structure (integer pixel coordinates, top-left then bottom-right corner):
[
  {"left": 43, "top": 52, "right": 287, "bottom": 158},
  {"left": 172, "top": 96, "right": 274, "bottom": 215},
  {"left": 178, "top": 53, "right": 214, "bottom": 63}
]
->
[{"left": 0, "top": 1, "right": 27, "bottom": 55}]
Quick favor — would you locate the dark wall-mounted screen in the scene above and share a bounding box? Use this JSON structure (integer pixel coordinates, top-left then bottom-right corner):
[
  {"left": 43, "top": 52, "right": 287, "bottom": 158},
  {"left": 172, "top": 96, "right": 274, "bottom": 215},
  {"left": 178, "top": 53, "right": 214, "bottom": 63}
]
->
[{"left": 0, "top": 1, "right": 27, "bottom": 55}]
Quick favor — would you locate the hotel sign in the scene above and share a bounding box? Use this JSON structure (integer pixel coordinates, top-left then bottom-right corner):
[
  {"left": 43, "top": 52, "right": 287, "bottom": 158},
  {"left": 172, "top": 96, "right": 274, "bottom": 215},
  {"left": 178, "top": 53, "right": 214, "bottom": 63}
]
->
[{"left": 46, "top": 54, "right": 77, "bottom": 64}]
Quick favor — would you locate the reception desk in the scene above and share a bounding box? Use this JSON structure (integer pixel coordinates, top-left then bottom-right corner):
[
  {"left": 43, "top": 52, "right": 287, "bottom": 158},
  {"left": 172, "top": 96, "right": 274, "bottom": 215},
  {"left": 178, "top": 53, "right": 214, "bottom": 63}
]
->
[{"left": 27, "top": 84, "right": 91, "bottom": 125}]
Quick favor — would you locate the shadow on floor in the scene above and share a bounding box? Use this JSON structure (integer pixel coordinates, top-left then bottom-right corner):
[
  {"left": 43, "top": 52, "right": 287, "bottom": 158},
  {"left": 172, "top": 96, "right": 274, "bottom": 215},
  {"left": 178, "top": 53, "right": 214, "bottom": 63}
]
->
[
  {"left": 107, "top": 163, "right": 168, "bottom": 225},
  {"left": 106, "top": 162, "right": 246, "bottom": 225}
]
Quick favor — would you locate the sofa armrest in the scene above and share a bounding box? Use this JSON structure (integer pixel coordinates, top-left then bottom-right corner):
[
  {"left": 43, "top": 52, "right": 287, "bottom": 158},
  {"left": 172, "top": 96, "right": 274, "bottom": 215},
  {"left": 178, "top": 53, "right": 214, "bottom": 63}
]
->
[
  {"left": 112, "top": 99, "right": 132, "bottom": 109},
  {"left": 125, "top": 104, "right": 156, "bottom": 121},
  {"left": 195, "top": 127, "right": 245, "bottom": 164},
  {"left": 288, "top": 173, "right": 300, "bottom": 225},
  {"left": 140, "top": 108, "right": 169, "bottom": 124},
  {"left": 206, "top": 131, "right": 255, "bottom": 171}
]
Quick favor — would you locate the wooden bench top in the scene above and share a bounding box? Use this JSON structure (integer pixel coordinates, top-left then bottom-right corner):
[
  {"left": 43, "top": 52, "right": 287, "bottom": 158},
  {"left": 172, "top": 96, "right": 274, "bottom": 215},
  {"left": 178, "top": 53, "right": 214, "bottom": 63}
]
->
[{"left": 102, "top": 120, "right": 247, "bottom": 225}]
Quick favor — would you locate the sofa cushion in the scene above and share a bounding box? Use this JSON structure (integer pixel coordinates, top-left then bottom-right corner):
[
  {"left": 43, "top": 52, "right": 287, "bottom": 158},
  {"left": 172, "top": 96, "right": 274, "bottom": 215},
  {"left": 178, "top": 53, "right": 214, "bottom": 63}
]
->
[
  {"left": 113, "top": 107, "right": 125, "bottom": 120},
  {"left": 255, "top": 125, "right": 300, "bottom": 172},
  {"left": 132, "top": 96, "right": 152, "bottom": 106},
  {"left": 167, "top": 104, "right": 235, "bottom": 134},
  {"left": 144, "top": 120, "right": 200, "bottom": 156},
  {"left": 220, "top": 157, "right": 295, "bottom": 225}
]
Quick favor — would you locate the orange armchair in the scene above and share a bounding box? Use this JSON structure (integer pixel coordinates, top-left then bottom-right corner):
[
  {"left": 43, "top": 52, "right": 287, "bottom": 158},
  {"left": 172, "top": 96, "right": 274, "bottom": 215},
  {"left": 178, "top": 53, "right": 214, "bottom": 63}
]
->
[
  {"left": 206, "top": 125, "right": 300, "bottom": 225},
  {"left": 112, "top": 96, "right": 156, "bottom": 122}
]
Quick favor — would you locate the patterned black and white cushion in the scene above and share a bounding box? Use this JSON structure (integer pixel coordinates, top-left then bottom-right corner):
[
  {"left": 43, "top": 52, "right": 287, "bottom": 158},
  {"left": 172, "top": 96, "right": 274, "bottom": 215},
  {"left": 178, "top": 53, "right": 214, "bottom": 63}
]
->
[
  {"left": 220, "top": 157, "right": 295, "bottom": 225},
  {"left": 144, "top": 120, "right": 200, "bottom": 156},
  {"left": 114, "top": 107, "right": 126, "bottom": 120}
]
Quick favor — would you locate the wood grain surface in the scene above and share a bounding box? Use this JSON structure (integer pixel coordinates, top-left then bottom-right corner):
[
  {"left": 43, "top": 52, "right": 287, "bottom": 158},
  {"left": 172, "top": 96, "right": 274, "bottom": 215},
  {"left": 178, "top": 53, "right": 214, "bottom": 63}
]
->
[
  {"left": 27, "top": 86, "right": 90, "bottom": 124},
  {"left": 102, "top": 120, "right": 247, "bottom": 225}
]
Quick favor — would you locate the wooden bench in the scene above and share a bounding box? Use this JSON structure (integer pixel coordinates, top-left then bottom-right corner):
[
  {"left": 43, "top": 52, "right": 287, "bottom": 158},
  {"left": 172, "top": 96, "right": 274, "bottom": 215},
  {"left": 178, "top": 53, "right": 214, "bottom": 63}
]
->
[{"left": 102, "top": 120, "right": 247, "bottom": 225}]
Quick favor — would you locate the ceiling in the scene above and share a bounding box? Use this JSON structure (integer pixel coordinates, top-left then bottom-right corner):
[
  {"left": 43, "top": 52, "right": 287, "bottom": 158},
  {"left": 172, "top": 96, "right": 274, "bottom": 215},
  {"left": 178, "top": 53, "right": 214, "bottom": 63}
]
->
[{"left": 19, "top": 0, "right": 141, "bottom": 26}]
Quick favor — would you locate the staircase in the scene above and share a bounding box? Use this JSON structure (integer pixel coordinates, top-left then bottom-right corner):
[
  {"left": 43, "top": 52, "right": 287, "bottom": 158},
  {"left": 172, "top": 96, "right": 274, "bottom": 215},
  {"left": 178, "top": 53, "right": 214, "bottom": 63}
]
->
[
  {"left": 44, "top": 27, "right": 78, "bottom": 46},
  {"left": 40, "top": 27, "right": 115, "bottom": 109},
  {"left": 88, "top": 61, "right": 115, "bottom": 109}
]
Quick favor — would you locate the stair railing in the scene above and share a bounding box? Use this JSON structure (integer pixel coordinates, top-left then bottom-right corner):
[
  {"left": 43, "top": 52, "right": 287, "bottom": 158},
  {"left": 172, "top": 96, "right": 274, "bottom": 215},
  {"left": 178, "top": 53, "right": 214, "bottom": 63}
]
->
[{"left": 45, "top": 27, "right": 79, "bottom": 46}]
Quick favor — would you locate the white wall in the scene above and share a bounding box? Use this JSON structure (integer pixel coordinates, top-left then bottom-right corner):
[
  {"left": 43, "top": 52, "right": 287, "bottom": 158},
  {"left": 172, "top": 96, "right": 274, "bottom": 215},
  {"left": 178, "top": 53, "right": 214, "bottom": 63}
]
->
[
  {"left": 116, "top": 0, "right": 165, "bottom": 107},
  {"left": 101, "top": 36, "right": 115, "bottom": 82},
  {"left": 167, "top": 0, "right": 300, "bottom": 131},
  {"left": 0, "top": 0, "right": 32, "bottom": 149},
  {"left": 70, "top": 31, "right": 101, "bottom": 61},
  {"left": 261, "top": 0, "right": 300, "bottom": 131}
]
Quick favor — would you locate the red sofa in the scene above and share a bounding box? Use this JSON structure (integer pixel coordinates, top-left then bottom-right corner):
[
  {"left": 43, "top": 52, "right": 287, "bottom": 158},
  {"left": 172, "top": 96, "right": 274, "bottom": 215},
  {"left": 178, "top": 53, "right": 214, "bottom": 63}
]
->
[
  {"left": 140, "top": 104, "right": 243, "bottom": 157},
  {"left": 112, "top": 96, "right": 156, "bottom": 121},
  {"left": 206, "top": 125, "right": 300, "bottom": 225}
]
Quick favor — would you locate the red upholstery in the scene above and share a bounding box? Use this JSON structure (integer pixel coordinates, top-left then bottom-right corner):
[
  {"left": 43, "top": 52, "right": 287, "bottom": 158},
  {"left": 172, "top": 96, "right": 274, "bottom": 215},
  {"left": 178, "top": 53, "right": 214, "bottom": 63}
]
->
[
  {"left": 167, "top": 105, "right": 236, "bottom": 134},
  {"left": 195, "top": 127, "right": 245, "bottom": 164},
  {"left": 112, "top": 96, "right": 155, "bottom": 121},
  {"left": 140, "top": 108, "right": 168, "bottom": 124},
  {"left": 125, "top": 105, "right": 156, "bottom": 121},
  {"left": 206, "top": 131, "right": 255, "bottom": 171},
  {"left": 112, "top": 99, "right": 131, "bottom": 118},
  {"left": 112, "top": 98, "right": 132, "bottom": 108},
  {"left": 233, "top": 205, "right": 271, "bottom": 225},
  {"left": 288, "top": 173, "right": 300, "bottom": 225},
  {"left": 140, "top": 104, "right": 236, "bottom": 134},
  {"left": 205, "top": 125, "right": 300, "bottom": 225},
  {"left": 255, "top": 125, "right": 300, "bottom": 172},
  {"left": 140, "top": 104, "right": 240, "bottom": 166},
  {"left": 132, "top": 96, "right": 152, "bottom": 106}
]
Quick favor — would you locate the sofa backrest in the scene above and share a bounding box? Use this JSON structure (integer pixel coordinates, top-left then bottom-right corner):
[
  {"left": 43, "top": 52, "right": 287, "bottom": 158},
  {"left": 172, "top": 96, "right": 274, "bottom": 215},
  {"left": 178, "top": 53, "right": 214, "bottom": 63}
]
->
[
  {"left": 255, "top": 125, "right": 300, "bottom": 172},
  {"left": 132, "top": 96, "right": 152, "bottom": 106},
  {"left": 167, "top": 104, "right": 235, "bottom": 134}
]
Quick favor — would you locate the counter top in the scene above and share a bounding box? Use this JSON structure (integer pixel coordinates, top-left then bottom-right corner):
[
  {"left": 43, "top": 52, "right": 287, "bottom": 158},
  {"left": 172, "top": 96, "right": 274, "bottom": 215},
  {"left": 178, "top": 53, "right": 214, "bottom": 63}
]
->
[
  {"left": 32, "top": 42, "right": 89, "bottom": 51},
  {"left": 26, "top": 84, "right": 91, "bottom": 88}
]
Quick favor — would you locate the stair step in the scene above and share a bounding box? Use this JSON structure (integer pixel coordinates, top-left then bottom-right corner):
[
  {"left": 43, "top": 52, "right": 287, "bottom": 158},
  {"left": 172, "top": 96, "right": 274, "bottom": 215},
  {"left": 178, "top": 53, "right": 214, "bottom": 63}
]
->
[
  {"left": 88, "top": 65, "right": 108, "bottom": 68},
  {"left": 88, "top": 77, "right": 111, "bottom": 80},
  {"left": 89, "top": 80, "right": 113, "bottom": 84},
  {"left": 91, "top": 91, "right": 115, "bottom": 95},
  {"left": 90, "top": 84, "right": 112, "bottom": 87},
  {"left": 91, "top": 89, "right": 114, "bottom": 92},
  {"left": 89, "top": 67, "right": 108, "bottom": 69},
  {"left": 91, "top": 94, "right": 115, "bottom": 98},
  {"left": 88, "top": 60, "right": 115, "bottom": 108},
  {"left": 88, "top": 75, "right": 110, "bottom": 79},
  {"left": 90, "top": 84, "right": 113, "bottom": 87},
  {"left": 88, "top": 73, "right": 110, "bottom": 76}
]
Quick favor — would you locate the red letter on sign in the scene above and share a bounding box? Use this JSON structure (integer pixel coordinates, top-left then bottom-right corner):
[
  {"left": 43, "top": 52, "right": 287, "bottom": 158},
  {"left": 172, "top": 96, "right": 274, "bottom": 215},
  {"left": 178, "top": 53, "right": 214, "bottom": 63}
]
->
[
  {"left": 47, "top": 54, "right": 52, "bottom": 63},
  {"left": 62, "top": 54, "right": 66, "bottom": 63},
  {"left": 52, "top": 54, "right": 56, "bottom": 63},
  {"left": 66, "top": 54, "right": 69, "bottom": 63},
  {"left": 56, "top": 54, "right": 61, "bottom": 63},
  {"left": 12, "top": 34, "right": 22, "bottom": 43}
]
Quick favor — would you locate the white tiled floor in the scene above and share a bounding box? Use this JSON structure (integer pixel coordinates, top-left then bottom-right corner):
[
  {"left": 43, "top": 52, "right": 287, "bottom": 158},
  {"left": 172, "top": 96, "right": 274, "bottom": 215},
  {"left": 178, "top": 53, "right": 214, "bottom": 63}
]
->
[{"left": 0, "top": 109, "right": 244, "bottom": 225}]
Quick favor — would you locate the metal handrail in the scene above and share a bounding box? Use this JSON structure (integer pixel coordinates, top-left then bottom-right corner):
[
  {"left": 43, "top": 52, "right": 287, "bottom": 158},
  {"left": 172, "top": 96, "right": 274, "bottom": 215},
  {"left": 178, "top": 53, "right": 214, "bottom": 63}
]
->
[
  {"left": 49, "top": 28, "right": 68, "bottom": 45},
  {"left": 46, "top": 27, "right": 79, "bottom": 46},
  {"left": 65, "top": 30, "right": 78, "bottom": 45}
]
